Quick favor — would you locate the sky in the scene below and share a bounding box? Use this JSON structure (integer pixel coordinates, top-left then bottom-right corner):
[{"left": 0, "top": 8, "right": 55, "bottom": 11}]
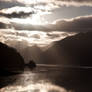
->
[{"left": 0, "top": 0, "right": 92, "bottom": 47}]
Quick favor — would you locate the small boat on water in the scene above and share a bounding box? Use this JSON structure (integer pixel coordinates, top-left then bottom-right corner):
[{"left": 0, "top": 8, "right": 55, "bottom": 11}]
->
[{"left": 25, "top": 60, "right": 36, "bottom": 69}]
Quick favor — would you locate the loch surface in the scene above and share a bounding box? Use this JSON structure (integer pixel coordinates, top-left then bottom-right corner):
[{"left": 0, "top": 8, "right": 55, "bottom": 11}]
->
[{"left": 0, "top": 64, "right": 92, "bottom": 92}]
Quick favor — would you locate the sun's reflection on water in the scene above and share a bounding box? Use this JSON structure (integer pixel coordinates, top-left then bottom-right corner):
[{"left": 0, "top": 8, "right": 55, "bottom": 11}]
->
[
  {"left": 1, "top": 83, "right": 67, "bottom": 92},
  {"left": 0, "top": 71, "right": 68, "bottom": 92}
]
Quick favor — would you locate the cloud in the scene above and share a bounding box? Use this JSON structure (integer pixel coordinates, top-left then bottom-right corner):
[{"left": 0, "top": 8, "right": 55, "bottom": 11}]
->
[
  {"left": 0, "top": 22, "right": 8, "bottom": 29},
  {"left": 0, "top": 17, "right": 11, "bottom": 29},
  {"left": 0, "top": 6, "right": 36, "bottom": 18},
  {"left": 50, "top": 15, "right": 92, "bottom": 32},
  {"left": 14, "top": 0, "right": 92, "bottom": 8},
  {"left": 0, "top": 0, "right": 24, "bottom": 9},
  {"left": 0, "top": 0, "right": 92, "bottom": 13},
  {"left": 14, "top": 0, "right": 92, "bottom": 7},
  {"left": 52, "top": 0, "right": 92, "bottom": 7},
  {"left": 0, "top": 29, "right": 74, "bottom": 47},
  {"left": 0, "top": 11, "right": 34, "bottom": 18},
  {"left": 1, "top": 0, "right": 92, "bottom": 15},
  {"left": 10, "top": 15, "right": 92, "bottom": 33},
  {"left": 0, "top": 28, "right": 74, "bottom": 63},
  {"left": 1, "top": 14, "right": 91, "bottom": 34}
]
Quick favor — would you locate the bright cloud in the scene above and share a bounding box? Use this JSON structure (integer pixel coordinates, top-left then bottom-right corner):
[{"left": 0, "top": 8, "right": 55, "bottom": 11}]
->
[
  {"left": 0, "top": 6, "right": 51, "bottom": 24},
  {"left": 7, "top": 15, "right": 92, "bottom": 33},
  {"left": 0, "top": 0, "right": 92, "bottom": 48},
  {"left": 14, "top": 0, "right": 92, "bottom": 7},
  {"left": 1, "top": 0, "right": 92, "bottom": 12},
  {"left": 0, "top": 29, "right": 75, "bottom": 47}
]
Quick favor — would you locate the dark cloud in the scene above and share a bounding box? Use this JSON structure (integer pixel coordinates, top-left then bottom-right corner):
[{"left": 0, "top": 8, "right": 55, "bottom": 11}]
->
[
  {"left": 11, "top": 22, "right": 48, "bottom": 31},
  {"left": 15, "top": 0, "right": 92, "bottom": 7},
  {"left": 57, "top": 0, "right": 92, "bottom": 2},
  {"left": 10, "top": 15, "right": 92, "bottom": 33},
  {"left": 50, "top": 15, "right": 92, "bottom": 32},
  {"left": 0, "top": 22, "right": 8, "bottom": 29},
  {"left": 53, "top": 0, "right": 92, "bottom": 7},
  {"left": 57, "top": 0, "right": 92, "bottom": 3},
  {"left": 0, "top": 0, "right": 92, "bottom": 12},
  {"left": 0, "top": 0, "right": 24, "bottom": 10},
  {"left": 0, "top": 11, "right": 34, "bottom": 18}
]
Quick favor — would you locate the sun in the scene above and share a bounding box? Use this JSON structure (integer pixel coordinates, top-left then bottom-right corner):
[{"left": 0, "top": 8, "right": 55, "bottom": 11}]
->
[
  {"left": 1, "top": 0, "right": 50, "bottom": 25},
  {"left": 11, "top": 13, "right": 48, "bottom": 25},
  {"left": 30, "top": 13, "right": 47, "bottom": 25}
]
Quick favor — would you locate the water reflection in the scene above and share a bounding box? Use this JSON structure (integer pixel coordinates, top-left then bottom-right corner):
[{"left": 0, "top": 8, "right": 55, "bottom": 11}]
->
[
  {"left": 0, "top": 70, "right": 67, "bottom": 92},
  {"left": 0, "top": 66, "right": 92, "bottom": 92},
  {"left": 3, "top": 83, "right": 67, "bottom": 92}
]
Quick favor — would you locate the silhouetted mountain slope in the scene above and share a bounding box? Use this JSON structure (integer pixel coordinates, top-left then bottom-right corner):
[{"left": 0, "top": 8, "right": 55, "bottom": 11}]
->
[
  {"left": 43, "top": 32, "right": 92, "bottom": 66},
  {"left": 0, "top": 42, "right": 25, "bottom": 73}
]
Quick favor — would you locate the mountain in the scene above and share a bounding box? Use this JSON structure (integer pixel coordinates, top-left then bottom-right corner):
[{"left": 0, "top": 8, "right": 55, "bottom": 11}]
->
[
  {"left": 42, "top": 32, "right": 92, "bottom": 66},
  {"left": 0, "top": 42, "right": 25, "bottom": 73},
  {"left": 9, "top": 32, "right": 92, "bottom": 66}
]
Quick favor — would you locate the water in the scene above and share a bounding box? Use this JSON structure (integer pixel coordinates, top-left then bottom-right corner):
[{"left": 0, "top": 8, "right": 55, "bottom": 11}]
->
[{"left": 0, "top": 65, "right": 92, "bottom": 92}]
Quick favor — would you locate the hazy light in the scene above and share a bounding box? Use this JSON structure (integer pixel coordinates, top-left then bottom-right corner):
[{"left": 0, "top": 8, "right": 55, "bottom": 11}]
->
[
  {"left": 16, "top": 0, "right": 54, "bottom": 4},
  {"left": 10, "top": 13, "right": 48, "bottom": 25},
  {"left": 1, "top": 83, "right": 67, "bottom": 92},
  {"left": 0, "top": 29, "right": 76, "bottom": 47},
  {"left": 0, "top": 71, "right": 67, "bottom": 92},
  {"left": 0, "top": 6, "right": 35, "bottom": 14}
]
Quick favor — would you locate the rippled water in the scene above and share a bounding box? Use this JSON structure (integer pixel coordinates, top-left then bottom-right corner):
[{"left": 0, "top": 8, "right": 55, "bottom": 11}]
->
[{"left": 0, "top": 65, "right": 92, "bottom": 92}]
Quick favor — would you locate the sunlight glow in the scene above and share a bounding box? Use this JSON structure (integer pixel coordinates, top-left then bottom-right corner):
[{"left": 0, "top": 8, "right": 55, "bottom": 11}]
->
[
  {"left": 0, "top": 70, "right": 68, "bottom": 92},
  {"left": 0, "top": 29, "right": 76, "bottom": 47},
  {"left": 17, "top": 0, "right": 52, "bottom": 4},
  {"left": 1, "top": 82, "right": 67, "bottom": 92},
  {"left": 0, "top": 6, "right": 35, "bottom": 14},
  {"left": 11, "top": 13, "right": 48, "bottom": 25},
  {"left": 0, "top": 4, "right": 51, "bottom": 25}
]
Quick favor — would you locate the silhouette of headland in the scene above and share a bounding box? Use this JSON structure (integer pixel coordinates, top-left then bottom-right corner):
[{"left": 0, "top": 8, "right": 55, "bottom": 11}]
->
[{"left": 0, "top": 42, "right": 25, "bottom": 76}]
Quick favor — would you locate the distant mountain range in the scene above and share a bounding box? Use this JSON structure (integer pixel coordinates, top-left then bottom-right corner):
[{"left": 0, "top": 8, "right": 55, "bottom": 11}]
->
[
  {"left": 15, "top": 32, "right": 92, "bottom": 66},
  {"left": 43, "top": 32, "right": 92, "bottom": 66}
]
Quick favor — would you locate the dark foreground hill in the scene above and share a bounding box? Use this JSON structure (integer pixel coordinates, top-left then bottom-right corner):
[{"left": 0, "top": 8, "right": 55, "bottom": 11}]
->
[
  {"left": 43, "top": 32, "right": 92, "bottom": 66},
  {"left": 0, "top": 42, "right": 25, "bottom": 73}
]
